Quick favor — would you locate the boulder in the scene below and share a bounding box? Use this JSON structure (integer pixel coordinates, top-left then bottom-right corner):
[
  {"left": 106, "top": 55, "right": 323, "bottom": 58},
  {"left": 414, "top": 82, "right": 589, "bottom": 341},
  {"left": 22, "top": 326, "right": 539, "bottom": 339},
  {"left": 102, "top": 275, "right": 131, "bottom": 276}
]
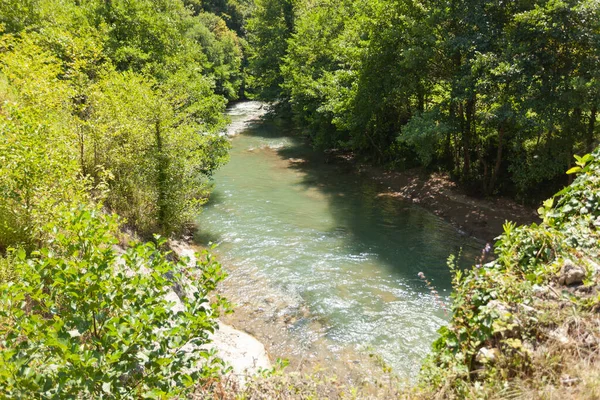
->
[
  {"left": 558, "top": 259, "right": 586, "bottom": 286},
  {"left": 476, "top": 347, "right": 501, "bottom": 364},
  {"left": 205, "top": 322, "right": 272, "bottom": 385}
]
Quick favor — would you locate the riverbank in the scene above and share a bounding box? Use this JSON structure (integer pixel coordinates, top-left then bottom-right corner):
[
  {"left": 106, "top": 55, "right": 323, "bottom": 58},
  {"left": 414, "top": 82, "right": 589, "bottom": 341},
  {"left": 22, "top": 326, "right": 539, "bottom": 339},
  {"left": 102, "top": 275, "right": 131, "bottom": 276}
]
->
[
  {"left": 192, "top": 104, "right": 598, "bottom": 399},
  {"left": 329, "top": 153, "right": 539, "bottom": 243},
  {"left": 197, "top": 102, "right": 482, "bottom": 381},
  {"left": 193, "top": 102, "right": 487, "bottom": 384},
  {"left": 168, "top": 240, "right": 272, "bottom": 384},
  {"left": 200, "top": 116, "right": 599, "bottom": 399}
]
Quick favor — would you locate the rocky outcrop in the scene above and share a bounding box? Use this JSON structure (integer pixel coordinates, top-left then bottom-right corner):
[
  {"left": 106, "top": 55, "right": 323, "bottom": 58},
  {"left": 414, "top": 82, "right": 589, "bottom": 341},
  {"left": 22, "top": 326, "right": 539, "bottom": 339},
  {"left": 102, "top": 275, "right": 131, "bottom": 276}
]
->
[{"left": 558, "top": 259, "right": 586, "bottom": 286}]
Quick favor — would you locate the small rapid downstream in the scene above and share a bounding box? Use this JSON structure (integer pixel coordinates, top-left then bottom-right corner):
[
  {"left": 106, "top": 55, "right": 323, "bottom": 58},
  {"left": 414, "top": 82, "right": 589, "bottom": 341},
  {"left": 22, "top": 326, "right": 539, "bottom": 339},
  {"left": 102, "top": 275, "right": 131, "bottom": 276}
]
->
[{"left": 196, "top": 102, "right": 481, "bottom": 379}]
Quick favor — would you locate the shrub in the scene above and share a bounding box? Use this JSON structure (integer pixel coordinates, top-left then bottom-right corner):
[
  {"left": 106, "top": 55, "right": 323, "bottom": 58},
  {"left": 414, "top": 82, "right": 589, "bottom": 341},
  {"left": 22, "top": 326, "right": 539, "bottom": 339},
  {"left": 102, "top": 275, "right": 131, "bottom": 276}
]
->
[
  {"left": 0, "top": 204, "right": 227, "bottom": 398},
  {"left": 419, "top": 148, "right": 600, "bottom": 397}
]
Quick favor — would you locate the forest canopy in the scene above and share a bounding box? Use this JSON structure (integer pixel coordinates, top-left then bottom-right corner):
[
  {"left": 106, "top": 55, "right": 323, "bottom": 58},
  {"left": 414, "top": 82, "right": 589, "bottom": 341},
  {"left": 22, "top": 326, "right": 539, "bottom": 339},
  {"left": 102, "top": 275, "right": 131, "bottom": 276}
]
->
[
  {"left": 247, "top": 0, "right": 600, "bottom": 201},
  {"left": 0, "top": 0, "right": 247, "bottom": 242}
]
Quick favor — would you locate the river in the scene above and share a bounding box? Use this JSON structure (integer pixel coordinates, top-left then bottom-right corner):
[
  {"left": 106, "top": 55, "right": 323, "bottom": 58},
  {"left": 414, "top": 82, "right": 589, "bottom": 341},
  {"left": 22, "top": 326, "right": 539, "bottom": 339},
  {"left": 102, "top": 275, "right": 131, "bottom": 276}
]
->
[{"left": 196, "top": 101, "right": 482, "bottom": 380}]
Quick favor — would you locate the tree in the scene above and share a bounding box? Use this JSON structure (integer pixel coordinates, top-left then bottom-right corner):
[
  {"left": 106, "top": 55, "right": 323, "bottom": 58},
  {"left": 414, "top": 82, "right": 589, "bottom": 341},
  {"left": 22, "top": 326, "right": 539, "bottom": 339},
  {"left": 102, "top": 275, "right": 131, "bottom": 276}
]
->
[{"left": 246, "top": 0, "right": 295, "bottom": 99}]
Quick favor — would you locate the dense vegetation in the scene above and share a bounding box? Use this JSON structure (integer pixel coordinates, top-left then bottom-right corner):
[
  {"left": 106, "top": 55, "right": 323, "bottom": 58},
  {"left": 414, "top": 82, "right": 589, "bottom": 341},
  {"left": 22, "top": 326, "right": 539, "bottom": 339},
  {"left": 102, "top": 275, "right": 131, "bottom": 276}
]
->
[
  {"left": 416, "top": 149, "right": 600, "bottom": 398},
  {"left": 0, "top": 0, "right": 246, "bottom": 245},
  {"left": 247, "top": 0, "right": 600, "bottom": 201},
  {"left": 0, "top": 0, "right": 244, "bottom": 397},
  {"left": 1, "top": 0, "right": 599, "bottom": 398}
]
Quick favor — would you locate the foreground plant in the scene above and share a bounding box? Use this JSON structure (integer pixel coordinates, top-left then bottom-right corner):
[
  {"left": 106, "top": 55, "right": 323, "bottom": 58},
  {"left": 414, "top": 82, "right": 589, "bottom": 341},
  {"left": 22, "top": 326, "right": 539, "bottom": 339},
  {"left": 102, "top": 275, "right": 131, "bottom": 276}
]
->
[
  {"left": 0, "top": 205, "right": 227, "bottom": 398},
  {"left": 420, "top": 150, "right": 600, "bottom": 398}
]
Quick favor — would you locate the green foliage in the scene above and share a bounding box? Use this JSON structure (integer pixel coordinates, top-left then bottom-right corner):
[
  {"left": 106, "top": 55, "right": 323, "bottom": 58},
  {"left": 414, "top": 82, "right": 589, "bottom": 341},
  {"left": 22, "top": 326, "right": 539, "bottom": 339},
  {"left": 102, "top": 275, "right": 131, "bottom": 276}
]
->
[
  {"left": 0, "top": 1, "right": 245, "bottom": 397},
  {"left": 194, "top": 12, "right": 245, "bottom": 99},
  {"left": 249, "top": 0, "right": 600, "bottom": 200},
  {"left": 246, "top": 0, "right": 294, "bottom": 99},
  {"left": 84, "top": 68, "right": 229, "bottom": 235},
  {"left": 419, "top": 147, "right": 600, "bottom": 396},
  {"left": 0, "top": 204, "right": 227, "bottom": 398},
  {"left": 0, "top": 0, "right": 245, "bottom": 238},
  {"left": 279, "top": 0, "right": 373, "bottom": 150},
  {"left": 0, "top": 35, "right": 86, "bottom": 251},
  {"left": 185, "top": 0, "right": 254, "bottom": 35}
]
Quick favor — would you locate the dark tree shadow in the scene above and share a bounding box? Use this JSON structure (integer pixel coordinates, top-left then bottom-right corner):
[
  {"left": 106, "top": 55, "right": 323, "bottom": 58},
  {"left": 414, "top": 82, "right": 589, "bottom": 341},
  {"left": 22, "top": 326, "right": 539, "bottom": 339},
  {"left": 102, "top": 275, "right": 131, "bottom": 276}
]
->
[{"left": 221, "top": 117, "right": 484, "bottom": 292}]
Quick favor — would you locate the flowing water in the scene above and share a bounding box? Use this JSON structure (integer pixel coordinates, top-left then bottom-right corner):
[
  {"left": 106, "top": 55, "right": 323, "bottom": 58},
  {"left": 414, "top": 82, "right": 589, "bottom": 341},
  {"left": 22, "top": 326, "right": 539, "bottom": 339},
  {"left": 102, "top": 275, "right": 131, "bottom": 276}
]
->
[{"left": 196, "top": 102, "right": 482, "bottom": 379}]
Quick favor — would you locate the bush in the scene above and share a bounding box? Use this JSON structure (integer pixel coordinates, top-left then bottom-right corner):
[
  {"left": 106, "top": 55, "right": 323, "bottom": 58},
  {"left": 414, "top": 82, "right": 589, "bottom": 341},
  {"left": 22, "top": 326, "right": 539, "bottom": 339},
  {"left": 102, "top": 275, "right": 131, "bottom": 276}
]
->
[
  {"left": 419, "top": 148, "right": 600, "bottom": 397},
  {"left": 0, "top": 38, "right": 85, "bottom": 251},
  {"left": 0, "top": 204, "right": 227, "bottom": 398}
]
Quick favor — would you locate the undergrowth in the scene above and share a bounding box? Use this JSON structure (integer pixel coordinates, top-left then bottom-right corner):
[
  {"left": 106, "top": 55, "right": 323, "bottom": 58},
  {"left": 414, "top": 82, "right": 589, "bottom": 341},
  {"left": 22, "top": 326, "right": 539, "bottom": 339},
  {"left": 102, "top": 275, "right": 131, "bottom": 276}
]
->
[{"left": 418, "top": 148, "right": 600, "bottom": 399}]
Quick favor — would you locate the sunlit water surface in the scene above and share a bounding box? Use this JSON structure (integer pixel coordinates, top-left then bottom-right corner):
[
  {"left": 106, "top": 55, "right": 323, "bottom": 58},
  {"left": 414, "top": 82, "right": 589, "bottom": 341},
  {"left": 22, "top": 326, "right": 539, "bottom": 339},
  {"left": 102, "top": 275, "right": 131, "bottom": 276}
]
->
[{"left": 196, "top": 101, "right": 482, "bottom": 379}]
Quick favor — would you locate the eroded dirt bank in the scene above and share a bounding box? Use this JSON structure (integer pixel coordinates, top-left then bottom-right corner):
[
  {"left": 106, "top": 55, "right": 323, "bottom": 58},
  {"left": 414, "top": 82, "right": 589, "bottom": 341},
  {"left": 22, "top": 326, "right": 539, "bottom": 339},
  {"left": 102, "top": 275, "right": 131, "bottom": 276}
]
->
[{"left": 334, "top": 155, "right": 540, "bottom": 243}]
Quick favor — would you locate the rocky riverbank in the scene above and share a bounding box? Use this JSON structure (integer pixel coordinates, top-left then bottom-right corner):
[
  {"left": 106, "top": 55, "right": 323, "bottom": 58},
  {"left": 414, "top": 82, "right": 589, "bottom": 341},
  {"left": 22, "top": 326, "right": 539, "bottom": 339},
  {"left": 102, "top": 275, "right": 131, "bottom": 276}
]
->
[{"left": 168, "top": 240, "right": 272, "bottom": 384}]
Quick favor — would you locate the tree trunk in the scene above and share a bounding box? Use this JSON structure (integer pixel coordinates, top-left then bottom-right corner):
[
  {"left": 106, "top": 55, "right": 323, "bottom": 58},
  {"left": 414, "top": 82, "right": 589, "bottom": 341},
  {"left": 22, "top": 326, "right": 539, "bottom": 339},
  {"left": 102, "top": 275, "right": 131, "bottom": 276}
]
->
[
  {"left": 417, "top": 83, "right": 425, "bottom": 114},
  {"left": 155, "top": 120, "right": 167, "bottom": 231},
  {"left": 587, "top": 105, "right": 597, "bottom": 152},
  {"left": 79, "top": 132, "right": 86, "bottom": 176},
  {"left": 487, "top": 124, "right": 505, "bottom": 196},
  {"left": 463, "top": 97, "right": 475, "bottom": 179}
]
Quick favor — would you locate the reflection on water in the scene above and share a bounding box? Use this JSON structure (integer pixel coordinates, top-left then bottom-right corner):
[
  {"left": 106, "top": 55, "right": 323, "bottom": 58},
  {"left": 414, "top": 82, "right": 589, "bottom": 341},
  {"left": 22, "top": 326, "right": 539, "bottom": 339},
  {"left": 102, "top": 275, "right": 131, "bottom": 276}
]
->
[{"left": 196, "top": 102, "right": 482, "bottom": 379}]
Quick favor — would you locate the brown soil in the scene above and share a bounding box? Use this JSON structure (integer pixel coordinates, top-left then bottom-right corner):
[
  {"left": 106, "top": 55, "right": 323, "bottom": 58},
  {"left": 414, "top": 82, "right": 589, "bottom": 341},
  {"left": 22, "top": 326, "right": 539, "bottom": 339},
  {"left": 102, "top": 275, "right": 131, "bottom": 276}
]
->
[{"left": 334, "top": 154, "right": 540, "bottom": 243}]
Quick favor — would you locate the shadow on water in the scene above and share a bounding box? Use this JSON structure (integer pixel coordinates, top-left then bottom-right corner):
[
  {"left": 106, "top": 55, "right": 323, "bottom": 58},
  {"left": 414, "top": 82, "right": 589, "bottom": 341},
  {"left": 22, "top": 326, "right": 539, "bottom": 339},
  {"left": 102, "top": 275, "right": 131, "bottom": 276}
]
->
[{"left": 239, "top": 118, "right": 482, "bottom": 292}]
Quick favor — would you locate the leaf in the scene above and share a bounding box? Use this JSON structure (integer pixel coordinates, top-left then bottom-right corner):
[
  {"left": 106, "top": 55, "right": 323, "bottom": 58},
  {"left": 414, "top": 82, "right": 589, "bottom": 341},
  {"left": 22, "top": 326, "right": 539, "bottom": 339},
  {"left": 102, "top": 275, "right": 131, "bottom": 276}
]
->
[
  {"left": 581, "top": 153, "right": 594, "bottom": 164},
  {"left": 504, "top": 338, "right": 523, "bottom": 350},
  {"left": 566, "top": 166, "right": 581, "bottom": 175}
]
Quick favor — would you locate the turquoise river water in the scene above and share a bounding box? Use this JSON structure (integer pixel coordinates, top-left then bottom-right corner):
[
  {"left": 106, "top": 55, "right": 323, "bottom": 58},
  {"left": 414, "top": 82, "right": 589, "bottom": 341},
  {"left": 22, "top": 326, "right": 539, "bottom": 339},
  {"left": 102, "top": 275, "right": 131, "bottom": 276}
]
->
[{"left": 196, "top": 102, "right": 482, "bottom": 379}]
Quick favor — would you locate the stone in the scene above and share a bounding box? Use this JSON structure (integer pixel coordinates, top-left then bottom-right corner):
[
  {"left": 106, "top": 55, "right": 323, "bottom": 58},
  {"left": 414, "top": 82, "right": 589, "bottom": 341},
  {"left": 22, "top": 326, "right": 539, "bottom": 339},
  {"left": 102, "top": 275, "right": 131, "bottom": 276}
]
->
[
  {"left": 532, "top": 284, "right": 549, "bottom": 296},
  {"left": 519, "top": 303, "right": 537, "bottom": 314},
  {"left": 205, "top": 322, "right": 271, "bottom": 386},
  {"left": 549, "top": 326, "right": 570, "bottom": 345},
  {"left": 558, "top": 259, "right": 586, "bottom": 286},
  {"left": 476, "top": 347, "right": 500, "bottom": 364},
  {"left": 486, "top": 300, "right": 512, "bottom": 318}
]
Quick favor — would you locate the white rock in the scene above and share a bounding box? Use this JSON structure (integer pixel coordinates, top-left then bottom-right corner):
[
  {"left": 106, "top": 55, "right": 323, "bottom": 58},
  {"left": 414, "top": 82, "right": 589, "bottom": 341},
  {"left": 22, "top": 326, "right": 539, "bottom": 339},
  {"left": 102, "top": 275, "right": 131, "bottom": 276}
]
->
[
  {"left": 206, "top": 322, "right": 271, "bottom": 385},
  {"left": 476, "top": 347, "right": 500, "bottom": 364}
]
